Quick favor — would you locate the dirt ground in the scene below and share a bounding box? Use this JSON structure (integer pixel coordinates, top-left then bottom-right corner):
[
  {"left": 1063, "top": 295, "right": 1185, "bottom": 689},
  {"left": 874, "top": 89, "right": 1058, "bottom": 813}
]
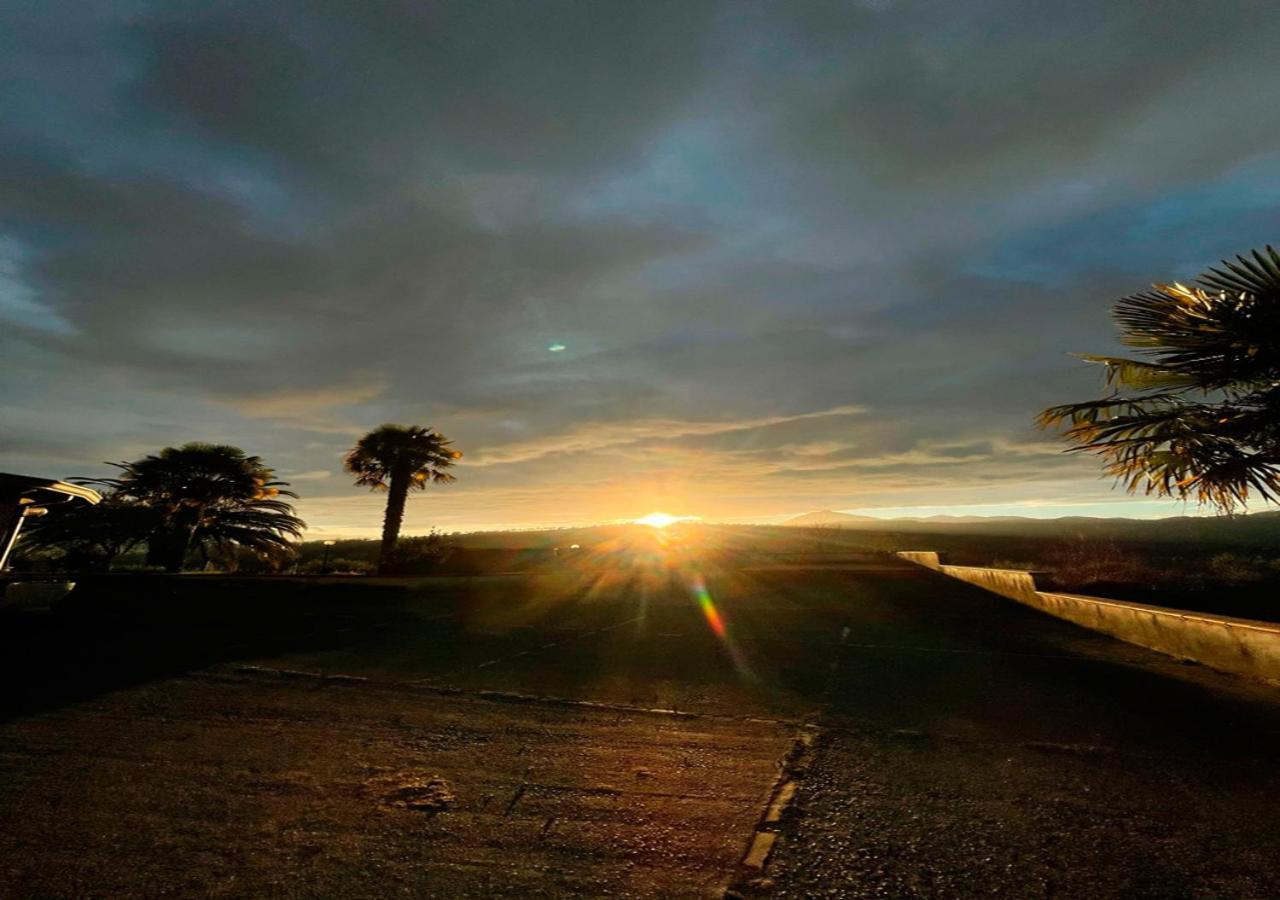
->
[{"left": 3, "top": 554, "right": 1280, "bottom": 897}]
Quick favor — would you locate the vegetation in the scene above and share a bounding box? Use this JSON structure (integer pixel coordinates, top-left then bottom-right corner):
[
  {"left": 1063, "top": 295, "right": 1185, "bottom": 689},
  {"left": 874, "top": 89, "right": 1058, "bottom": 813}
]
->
[
  {"left": 299, "top": 556, "right": 376, "bottom": 575},
  {"left": 378, "top": 531, "right": 453, "bottom": 575},
  {"left": 1039, "top": 246, "right": 1280, "bottom": 512},
  {"left": 21, "top": 494, "right": 154, "bottom": 571},
  {"left": 17, "top": 427, "right": 469, "bottom": 575},
  {"left": 344, "top": 425, "right": 461, "bottom": 572},
  {"left": 26, "top": 443, "right": 305, "bottom": 573}
]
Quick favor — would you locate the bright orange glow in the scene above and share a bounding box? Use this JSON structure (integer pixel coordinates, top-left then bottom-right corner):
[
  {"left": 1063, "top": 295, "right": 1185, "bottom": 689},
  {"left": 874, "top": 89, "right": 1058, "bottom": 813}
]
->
[{"left": 634, "top": 511, "right": 697, "bottom": 528}]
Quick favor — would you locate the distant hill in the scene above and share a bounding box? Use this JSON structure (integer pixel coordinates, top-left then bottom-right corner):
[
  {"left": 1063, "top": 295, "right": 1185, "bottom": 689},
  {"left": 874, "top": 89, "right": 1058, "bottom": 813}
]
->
[
  {"left": 785, "top": 510, "right": 882, "bottom": 527},
  {"left": 295, "top": 510, "right": 1280, "bottom": 558},
  {"left": 783, "top": 509, "right": 1280, "bottom": 544}
]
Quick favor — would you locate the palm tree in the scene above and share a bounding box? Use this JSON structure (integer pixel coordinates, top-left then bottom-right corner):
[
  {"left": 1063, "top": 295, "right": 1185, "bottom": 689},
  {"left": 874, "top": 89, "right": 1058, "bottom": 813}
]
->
[
  {"left": 85, "top": 443, "right": 304, "bottom": 572},
  {"left": 1038, "top": 245, "right": 1280, "bottom": 513},
  {"left": 190, "top": 493, "right": 306, "bottom": 570},
  {"left": 344, "top": 425, "right": 461, "bottom": 571}
]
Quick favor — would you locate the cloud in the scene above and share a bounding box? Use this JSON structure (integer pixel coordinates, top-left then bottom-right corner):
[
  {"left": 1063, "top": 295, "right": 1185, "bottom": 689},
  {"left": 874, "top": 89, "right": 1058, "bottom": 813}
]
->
[
  {"left": 0, "top": 237, "right": 75, "bottom": 334},
  {"left": 468, "top": 405, "right": 866, "bottom": 466},
  {"left": 127, "top": 1, "right": 721, "bottom": 182},
  {"left": 285, "top": 470, "right": 334, "bottom": 482},
  {"left": 3, "top": 1, "right": 1278, "bottom": 528},
  {"left": 232, "top": 375, "right": 389, "bottom": 419}
]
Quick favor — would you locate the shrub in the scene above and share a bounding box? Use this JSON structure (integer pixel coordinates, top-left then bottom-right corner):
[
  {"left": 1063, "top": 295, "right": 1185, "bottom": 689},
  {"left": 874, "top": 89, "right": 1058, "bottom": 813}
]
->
[
  {"left": 1207, "top": 553, "right": 1268, "bottom": 585},
  {"left": 300, "top": 557, "right": 375, "bottom": 575},
  {"left": 379, "top": 531, "right": 453, "bottom": 575},
  {"left": 1042, "top": 539, "right": 1152, "bottom": 587}
]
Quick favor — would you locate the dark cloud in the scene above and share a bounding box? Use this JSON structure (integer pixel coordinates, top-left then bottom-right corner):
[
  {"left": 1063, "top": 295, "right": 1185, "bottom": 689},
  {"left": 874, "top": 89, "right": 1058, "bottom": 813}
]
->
[
  {"left": 762, "top": 2, "right": 1260, "bottom": 180},
  {"left": 3, "top": 0, "right": 1279, "bottom": 531},
  {"left": 130, "top": 0, "right": 721, "bottom": 181}
]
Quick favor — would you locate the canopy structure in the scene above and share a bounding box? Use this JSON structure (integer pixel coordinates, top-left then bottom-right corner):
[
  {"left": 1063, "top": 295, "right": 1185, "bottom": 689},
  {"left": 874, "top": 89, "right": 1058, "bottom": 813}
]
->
[{"left": 0, "top": 474, "right": 102, "bottom": 571}]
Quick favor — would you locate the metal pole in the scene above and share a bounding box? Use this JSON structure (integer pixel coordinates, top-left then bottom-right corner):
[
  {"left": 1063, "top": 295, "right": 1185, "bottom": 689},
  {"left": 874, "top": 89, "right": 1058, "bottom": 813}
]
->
[{"left": 0, "top": 505, "right": 26, "bottom": 572}]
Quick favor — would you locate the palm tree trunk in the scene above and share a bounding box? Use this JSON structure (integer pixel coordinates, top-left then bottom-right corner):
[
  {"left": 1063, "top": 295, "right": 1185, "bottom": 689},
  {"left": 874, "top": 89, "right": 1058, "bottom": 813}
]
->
[
  {"left": 152, "top": 529, "right": 191, "bottom": 573},
  {"left": 378, "top": 469, "right": 410, "bottom": 573},
  {"left": 157, "top": 507, "right": 201, "bottom": 573}
]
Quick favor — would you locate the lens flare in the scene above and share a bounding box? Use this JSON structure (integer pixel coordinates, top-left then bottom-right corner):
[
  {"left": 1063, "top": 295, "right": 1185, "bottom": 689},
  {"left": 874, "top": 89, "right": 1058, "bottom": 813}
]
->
[
  {"left": 689, "top": 574, "right": 752, "bottom": 679},
  {"left": 694, "top": 579, "right": 727, "bottom": 638}
]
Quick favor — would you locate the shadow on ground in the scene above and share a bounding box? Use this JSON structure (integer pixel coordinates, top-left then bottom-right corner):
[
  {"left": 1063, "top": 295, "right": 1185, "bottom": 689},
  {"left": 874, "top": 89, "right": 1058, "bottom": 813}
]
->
[{"left": 0, "top": 575, "right": 413, "bottom": 721}]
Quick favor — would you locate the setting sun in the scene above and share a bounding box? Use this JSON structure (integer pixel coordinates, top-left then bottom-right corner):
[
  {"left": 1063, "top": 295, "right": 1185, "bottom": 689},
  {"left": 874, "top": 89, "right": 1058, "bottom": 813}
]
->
[{"left": 634, "top": 512, "right": 695, "bottom": 529}]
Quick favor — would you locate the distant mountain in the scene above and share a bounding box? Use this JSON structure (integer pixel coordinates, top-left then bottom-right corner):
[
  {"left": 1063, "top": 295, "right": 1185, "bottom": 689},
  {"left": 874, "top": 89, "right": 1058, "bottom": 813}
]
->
[{"left": 784, "top": 510, "right": 882, "bottom": 527}]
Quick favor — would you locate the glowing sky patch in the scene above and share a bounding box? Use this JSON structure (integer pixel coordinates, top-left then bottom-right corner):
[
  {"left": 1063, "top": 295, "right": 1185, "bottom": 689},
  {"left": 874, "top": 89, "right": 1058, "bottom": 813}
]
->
[{"left": 634, "top": 511, "right": 699, "bottom": 528}]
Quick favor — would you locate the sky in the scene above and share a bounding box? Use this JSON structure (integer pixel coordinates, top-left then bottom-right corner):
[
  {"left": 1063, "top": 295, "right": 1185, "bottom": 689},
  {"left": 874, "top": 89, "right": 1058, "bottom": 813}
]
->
[{"left": 3, "top": 1, "right": 1279, "bottom": 537}]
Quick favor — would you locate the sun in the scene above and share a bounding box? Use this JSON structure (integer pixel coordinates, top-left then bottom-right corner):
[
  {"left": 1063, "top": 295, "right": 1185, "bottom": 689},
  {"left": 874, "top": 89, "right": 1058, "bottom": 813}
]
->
[{"left": 634, "top": 512, "right": 695, "bottom": 529}]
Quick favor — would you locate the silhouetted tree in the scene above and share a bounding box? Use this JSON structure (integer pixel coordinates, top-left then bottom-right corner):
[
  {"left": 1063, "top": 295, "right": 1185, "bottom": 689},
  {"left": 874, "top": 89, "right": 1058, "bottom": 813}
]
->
[
  {"left": 344, "top": 425, "right": 460, "bottom": 572},
  {"left": 19, "top": 492, "right": 155, "bottom": 571},
  {"left": 1039, "top": 246, "right": 1280, "bottom": 512},
  {"left": 84, "top": 443, "right": 304, "bottom": 572},
  {"left": 379, "top": 530, "right": 453, "bottom": 575},
  {"left": 193, "top": 501, "right": 305, "bottom": 571}
]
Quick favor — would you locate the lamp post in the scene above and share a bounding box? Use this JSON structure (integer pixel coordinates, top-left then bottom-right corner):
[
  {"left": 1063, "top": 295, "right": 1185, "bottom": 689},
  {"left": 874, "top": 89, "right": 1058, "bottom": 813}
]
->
[
  {"left": 0, "top": 475, "right": 101, "bottom": 572},
  {"left": 322, "top": 540, "right": 336, "bottom": 573}
]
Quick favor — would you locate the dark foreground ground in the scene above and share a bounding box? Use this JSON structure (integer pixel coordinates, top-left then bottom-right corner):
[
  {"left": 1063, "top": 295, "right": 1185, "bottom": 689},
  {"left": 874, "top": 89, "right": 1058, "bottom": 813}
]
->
[{"left": 2, "top": 554, "right": 1280, "bottom": 897}]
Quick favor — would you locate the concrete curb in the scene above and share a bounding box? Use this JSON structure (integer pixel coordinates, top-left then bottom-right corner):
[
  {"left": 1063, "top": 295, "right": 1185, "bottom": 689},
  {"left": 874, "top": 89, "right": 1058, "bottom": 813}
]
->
[
  {"left": 725, "top": 727, "right": 820, "bottom": 898},
  {"left": 895, "top": 551, "right": 1280, "bottom": 687}
]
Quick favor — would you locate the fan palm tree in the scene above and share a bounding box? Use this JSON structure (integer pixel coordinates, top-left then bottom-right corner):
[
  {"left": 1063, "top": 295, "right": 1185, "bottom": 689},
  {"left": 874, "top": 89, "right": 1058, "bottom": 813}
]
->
[
  {"left": 344, "top": 425, "right": 461, "bottom": 571},
  {"left": 84, "top": 443, "right": 304, "bottom": 572},
  {"left": 1038, "top": 245, "right": 1280, "bottom": 513},
  {"left": 190, "top": 493, "right": 306, "bottom": 569}
]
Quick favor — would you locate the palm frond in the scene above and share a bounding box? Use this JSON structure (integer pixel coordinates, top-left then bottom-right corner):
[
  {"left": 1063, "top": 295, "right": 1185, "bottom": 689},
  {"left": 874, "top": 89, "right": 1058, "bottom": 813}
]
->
[
  {"left": 1200, "top": 245, "right": 1280, "bottom": 297},
  {"left": 345, "top": 423, "right": 460, "bottom": 491},
  {"left": 1039, "top": 244, "right": 1280, "bottom": 513},
  {"left": 1074, "top": 355, "right": 1201, "bottom": 390}
]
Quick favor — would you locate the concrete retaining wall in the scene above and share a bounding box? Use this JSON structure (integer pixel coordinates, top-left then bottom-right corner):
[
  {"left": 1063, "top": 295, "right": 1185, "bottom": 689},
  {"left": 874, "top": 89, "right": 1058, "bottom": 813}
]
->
[
  {"left": 937, "top": 565, "right": 1040, "bottom": 604},
  {"left": 895, "top": 550, "right": 943, "bottom": 570},
  {"left": 895, "top": 551, "right": 1280, "bottom": 686}
]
